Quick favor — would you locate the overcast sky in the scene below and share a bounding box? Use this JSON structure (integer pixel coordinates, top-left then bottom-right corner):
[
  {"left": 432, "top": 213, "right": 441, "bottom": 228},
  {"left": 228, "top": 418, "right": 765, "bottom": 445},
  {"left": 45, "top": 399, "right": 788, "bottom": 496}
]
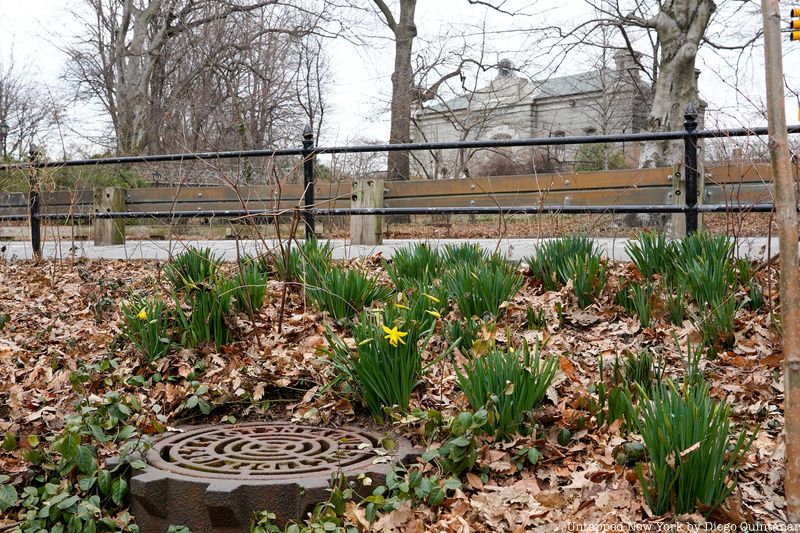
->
[{"left": 1, "top": 0, "right": 797, "bottom": 155}]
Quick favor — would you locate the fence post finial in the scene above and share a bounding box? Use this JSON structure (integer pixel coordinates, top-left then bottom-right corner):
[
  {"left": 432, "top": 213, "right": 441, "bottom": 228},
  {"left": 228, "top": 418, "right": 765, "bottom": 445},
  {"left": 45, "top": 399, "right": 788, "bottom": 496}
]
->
[{"left": 684, "top": 103, "right": 698, "bottom": 131}]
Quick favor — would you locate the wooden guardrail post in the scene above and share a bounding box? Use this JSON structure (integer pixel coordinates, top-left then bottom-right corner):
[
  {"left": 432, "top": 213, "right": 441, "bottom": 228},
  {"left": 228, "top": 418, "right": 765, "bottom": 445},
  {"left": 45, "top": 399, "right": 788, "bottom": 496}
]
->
[
  {"left": 93, "top": 187, "right": 125, "bottom": 245},
  {"left": 350, "top": 178, "right": 383, "bottom": 245}
]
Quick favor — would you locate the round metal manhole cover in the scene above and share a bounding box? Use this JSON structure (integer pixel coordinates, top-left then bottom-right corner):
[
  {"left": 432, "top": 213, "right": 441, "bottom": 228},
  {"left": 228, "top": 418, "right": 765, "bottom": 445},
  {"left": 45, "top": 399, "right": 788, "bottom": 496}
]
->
[
  {"left": 131, "top": 422, "right": 416, "bottom": 532},
  {"left": 147, "top": 422, "right": 385, "bottom": 480}
]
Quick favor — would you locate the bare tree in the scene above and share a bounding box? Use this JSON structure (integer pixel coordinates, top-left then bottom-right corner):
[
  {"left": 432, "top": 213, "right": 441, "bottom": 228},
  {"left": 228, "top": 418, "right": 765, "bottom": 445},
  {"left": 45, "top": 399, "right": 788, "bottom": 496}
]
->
[
  {"left": 366, "top": 0, "right": 517, "bottom": 181},
  {"left": 550, "top": 0, "right": 760, "bottom": 167},
  {"left": 0, "top": 57, "right": 58, "bottom": 160},
  {"left": 294, "top": 35, "right": 331, "bottom": 139},
  {"left": 64, "top": 0, "right": 333, "bottom": 155}
]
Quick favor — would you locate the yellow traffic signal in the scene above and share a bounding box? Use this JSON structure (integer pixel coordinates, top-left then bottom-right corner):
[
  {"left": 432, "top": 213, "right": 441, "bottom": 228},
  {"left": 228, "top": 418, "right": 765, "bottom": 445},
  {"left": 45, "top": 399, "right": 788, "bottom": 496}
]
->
[{"left": 791, "top": 8, "right": 800, "bottom": 40}]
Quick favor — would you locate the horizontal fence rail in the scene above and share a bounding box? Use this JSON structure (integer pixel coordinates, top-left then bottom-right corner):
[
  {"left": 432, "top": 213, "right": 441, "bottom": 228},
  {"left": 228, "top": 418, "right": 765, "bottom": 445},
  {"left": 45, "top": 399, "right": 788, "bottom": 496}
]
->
[
  {"left": 2, "top": 126, "right": 800, "bottom": 171},
  {"left": 0, "top": 164, "right": 781, "bottom": 219},
  {"left": 0, "top": 105, "right": 797, "bottom": 257}
]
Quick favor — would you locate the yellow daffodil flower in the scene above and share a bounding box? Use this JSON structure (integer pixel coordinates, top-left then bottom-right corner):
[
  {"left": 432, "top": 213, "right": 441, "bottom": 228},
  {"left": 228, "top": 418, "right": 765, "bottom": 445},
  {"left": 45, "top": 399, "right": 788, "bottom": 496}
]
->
[
  {"left": 422, "top": 293, "right": 441, "bottom": 303},
  {"left": 358, "top": 338, "right": 374, "bottom": 346},
  {"left": 425, "top": 309, "right": 441, "bottom": 318},
  {"left": 382, "top": 324, "right": 408, "bottom": 347},
  {"left": 395, "top": 303, "right": 411, "bottom": 311},
  {"left": 137, "top": 308, "right": 147, "bottom": 321}
]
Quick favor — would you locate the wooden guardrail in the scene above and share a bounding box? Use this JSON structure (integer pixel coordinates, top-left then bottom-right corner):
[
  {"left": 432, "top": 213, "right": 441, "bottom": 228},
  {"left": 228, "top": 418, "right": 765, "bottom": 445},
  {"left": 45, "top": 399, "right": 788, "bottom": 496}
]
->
[{"left": 0, "top": 164, "right": 782, "bottom": 245}]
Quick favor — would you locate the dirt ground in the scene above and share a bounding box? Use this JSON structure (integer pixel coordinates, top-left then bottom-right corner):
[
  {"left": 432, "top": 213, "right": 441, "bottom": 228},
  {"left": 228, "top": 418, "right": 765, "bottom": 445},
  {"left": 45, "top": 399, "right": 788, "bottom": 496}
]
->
[{"left": 0, "top": 255, "right": 788, "bottom": 531}]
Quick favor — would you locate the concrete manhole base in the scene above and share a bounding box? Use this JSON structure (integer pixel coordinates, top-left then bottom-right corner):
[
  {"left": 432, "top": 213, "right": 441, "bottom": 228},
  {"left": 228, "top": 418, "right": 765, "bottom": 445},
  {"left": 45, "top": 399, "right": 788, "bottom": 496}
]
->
[{"left": 129, "top": 423, "right": 415, "bottom": 533}]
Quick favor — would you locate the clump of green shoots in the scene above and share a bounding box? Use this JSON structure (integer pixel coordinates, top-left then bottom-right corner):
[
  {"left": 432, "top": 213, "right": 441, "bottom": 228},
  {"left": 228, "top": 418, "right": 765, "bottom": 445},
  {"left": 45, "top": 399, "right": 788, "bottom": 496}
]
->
[
  {"left": 232, "top": 259, "right": 269, "bottom": 313},
  {"left": 120, "top": 295, "right": 172, "bottom": 362},
  {"left": 630, "top": 281, "right": 657, "bottom": 328},
  {"left": 164, "top": 247, "right": 222, "bottom": 292},
  {"left": 626, "top": 378, "right": 754, "bottom": 516},
  {"left": 323, "top": 298, "right": 444, "bottom": 422},
  {"left": 272, "top": 238, "right": 333, "bottom": 284},
  {"left": 307, "top": 267, "right": 391, "bottom": 320},
  {"left": 625, "top": 231, "right": 676, "bottom": 280},
  {"left": 526, "top": 306, "right": 547, "bottom": 330},
  {"left": 528, "top": 236, "right": 599, "bottom": 291},
  {"left": 385, "top": 243, "right": 443, "bottom": 291},
  {"left": 443, "top": 261, "right": 522, "bottom": 321},
  {"left": 456, "top": 340, "right": 557, "bottom": 440},
  {"left": 567, "top": 252, "right": 609, "bottom": 308},
  {"left": 173, "top": 279, "right": 234, "bottom": 349}
]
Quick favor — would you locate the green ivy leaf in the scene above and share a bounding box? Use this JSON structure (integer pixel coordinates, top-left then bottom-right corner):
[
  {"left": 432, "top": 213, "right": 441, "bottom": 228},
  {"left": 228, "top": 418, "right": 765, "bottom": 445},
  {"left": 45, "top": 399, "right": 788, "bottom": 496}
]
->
[
  {"left": 0, "top": 483, "right": 18, "bottom": 512},
  {"left": 2, "top": 433, "right": 17, "bottom": 452},
  {"left": 117, "top": 425, "right": 135, "bottom": 441},
  {"left": 127, "top": 376, "right": 146, "bottom": 387},
  {"left": 443, "top": 477, "right": 462, "bottom": 491},
  {"left": 111, "top": 478, "right": 128, "bottom": 506},
  {"left": 98, "top": 470, "right": 112, "bottom": 496},
  {"left": 449, "top": 436, "right": 470, "bottom": 448},
  {"left": 527, "top": 447, "right": 542, "bottom": 465},
  {"left": 55, "top": 432, "right": 80, "bottom": 461},
  {"left": 78, "top": 475, "right": 96, "bottom": 492},
  {"left": 76, "top": 445, "right": 96, "bottom": 474},
  {"left": 421, "top": 449, "right": 440, "bottom": 462},
  {"left": 57, "top": 494, "right": 80, "bottom": 510},
  {"left": 89, "top": 424, "right": 106, "bottom": 444},
  {"left": 427, "top": 487, "right": 445, "bottom": 507}
]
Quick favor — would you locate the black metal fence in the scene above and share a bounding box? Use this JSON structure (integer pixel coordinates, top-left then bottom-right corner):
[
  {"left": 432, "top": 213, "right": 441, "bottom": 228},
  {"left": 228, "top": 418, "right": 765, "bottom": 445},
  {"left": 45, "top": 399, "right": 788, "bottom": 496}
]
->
[{"left": 1, "top": 104, "right": 798, "bottom": 258}]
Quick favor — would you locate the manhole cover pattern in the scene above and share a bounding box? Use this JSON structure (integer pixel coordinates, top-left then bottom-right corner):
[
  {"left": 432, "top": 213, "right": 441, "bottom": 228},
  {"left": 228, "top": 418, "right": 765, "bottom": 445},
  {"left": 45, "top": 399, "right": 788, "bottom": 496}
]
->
[{"left": 147, "top": 423, "right": 383, "bottom": 480}]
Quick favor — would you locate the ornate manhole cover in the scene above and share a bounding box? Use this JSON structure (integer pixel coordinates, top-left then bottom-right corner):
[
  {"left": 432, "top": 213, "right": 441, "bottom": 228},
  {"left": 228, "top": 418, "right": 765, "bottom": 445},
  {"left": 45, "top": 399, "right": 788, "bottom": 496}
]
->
[
  {"left": 129, "top": 423, "right": 415, "bottom": 533},
  {"left": 150, "top": 424, "right": 386, "bottom": 479}
]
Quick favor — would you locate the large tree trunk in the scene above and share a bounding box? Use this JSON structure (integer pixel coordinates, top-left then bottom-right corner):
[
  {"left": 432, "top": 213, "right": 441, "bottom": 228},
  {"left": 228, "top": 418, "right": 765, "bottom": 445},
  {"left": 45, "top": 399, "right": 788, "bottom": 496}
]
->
[
  {"left": 386, "top": 0, "right": 417, "bottom": 182},
  {"left": 640, "top": 0, "right": 715, "bottom": 167}
]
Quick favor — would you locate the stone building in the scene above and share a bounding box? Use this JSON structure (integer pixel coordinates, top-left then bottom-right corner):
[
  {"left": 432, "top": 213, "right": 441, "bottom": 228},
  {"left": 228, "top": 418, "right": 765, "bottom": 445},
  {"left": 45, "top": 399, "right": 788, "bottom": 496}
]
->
[{"left": 411, "top": 52, "right": 652, "bottom": 178}]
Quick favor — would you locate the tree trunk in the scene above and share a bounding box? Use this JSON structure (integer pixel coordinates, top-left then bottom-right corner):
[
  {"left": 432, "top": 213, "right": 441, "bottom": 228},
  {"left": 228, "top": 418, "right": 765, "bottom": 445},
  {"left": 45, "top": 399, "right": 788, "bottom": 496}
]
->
[
  {"left": 640, "top": 0, "right": 715, "bottom": 167},
  {"left": 386, "top": 0, "right": 416, "bottom": 182},
  {"left": 761, "top": 0, "right": 800, "bottom": 521}
]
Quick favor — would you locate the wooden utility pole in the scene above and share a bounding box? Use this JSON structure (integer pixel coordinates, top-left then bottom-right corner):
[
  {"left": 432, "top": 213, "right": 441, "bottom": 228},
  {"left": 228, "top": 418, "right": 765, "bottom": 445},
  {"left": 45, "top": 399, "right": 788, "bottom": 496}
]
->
[{"left": 761, "top": 0, "right": 800, "bottom": 522}]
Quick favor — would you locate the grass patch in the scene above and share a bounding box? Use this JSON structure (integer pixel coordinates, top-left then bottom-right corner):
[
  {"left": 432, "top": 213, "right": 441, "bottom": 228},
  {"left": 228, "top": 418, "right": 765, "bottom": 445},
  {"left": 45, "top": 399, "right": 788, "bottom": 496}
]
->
[
  {"left": 626, "top": 231, "right": 675, "bottom": 280},
  {"left": 568, "top": 252, "right": 608, "bottom": 308},
  {"left": 173, "top": 281, "right": 233, "bottom": 348},
  {"left": 272, "top": 238, "right": 333, "bottom": 283}
]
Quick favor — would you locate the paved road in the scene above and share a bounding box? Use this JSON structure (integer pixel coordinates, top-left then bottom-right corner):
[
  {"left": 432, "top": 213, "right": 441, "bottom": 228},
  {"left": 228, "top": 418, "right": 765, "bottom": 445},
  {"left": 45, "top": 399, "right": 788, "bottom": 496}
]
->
[{"left": 0, "top": 236, "right": 781, "bottom": 262}]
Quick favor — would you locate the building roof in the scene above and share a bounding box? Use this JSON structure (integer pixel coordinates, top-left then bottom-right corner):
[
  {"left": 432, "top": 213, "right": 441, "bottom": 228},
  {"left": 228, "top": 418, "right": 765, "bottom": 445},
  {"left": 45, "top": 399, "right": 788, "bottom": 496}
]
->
[{"left": 421, "top": 68, "right": 617, "bottom": 115}]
